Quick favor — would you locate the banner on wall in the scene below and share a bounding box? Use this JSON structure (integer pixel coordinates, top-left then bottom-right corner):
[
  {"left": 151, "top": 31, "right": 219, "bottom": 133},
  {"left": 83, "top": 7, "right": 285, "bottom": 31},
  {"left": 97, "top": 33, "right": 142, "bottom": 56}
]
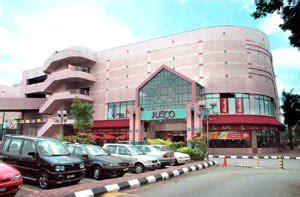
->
[
  {"left": 220, "top": 98, "right": 229, "bottom": 113},
  {"left": 209, "top": 131, "right": 250, "bottom": 140},
  {"left": 236, "top": 98, "right": 244, "bottom": 113}
]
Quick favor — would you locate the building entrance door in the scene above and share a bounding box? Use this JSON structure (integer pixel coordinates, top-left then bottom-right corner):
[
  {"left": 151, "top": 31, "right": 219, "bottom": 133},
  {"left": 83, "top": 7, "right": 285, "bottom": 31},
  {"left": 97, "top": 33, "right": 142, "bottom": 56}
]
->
[{"left": 173, "top": 135, "right": 185, "bottom": 142}]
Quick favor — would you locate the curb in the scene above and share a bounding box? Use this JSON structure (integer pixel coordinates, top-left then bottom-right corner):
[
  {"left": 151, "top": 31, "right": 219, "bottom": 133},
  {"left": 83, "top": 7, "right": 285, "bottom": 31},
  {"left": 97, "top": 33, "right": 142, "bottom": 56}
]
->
[
  {"left": 64, "top": 160, "right": 217, "bottom": 197},
  {"left": 209, "top": 155, "right": 300, "bottom": 160}
]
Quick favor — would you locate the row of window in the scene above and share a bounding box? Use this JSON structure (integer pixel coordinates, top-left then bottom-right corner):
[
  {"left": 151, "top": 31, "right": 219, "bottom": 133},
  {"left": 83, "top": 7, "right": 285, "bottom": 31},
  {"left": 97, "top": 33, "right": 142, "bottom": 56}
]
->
[
  {"left": 107, "top": 101, "right": 134, "bottom": 119},
  {"left": 107, "top": 93, "right": 276, "bottom": 119},
  {"left": 205, "top": 93, "right": 276, "bottom": 116},
  {"left": 139, "top": 69, "right": 192, "bottom": 110},
  {"left": 205, "top": 93, "right": 250, "bottom": 114},
  {"left": 254, "top": 95, "right": 276, "bottom": 116}
]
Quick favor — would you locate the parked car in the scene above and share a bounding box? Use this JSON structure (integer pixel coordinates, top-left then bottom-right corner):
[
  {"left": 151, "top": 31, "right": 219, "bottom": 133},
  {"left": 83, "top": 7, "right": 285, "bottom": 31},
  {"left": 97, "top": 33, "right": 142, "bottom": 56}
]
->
[
  {"left": 0, "top": 161, "right": 23, "bottom": 196},
  {"left": 1, "top": 135, "right": 85, "bottom": 189},
  {"left": 103, "top": 144, "right": 160, "bottom": 173},
  {"left": 67, "top": 144, "right": 134, "bottom": 180},
  {"left": 152, "top": 145, "right": 191, "bottom": 165},
  {"left": 116, "top": 141, "right": 146, "bottom": 145},
  {"left": 136, "top": 145, "right": 175, "bottom": 167}
]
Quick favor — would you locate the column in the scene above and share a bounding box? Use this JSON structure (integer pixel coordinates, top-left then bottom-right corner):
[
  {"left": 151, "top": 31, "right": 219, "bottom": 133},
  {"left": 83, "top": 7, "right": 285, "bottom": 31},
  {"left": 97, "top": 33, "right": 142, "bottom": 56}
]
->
[
  {"left": 251, "top": 130, "right": 257, "bottom": 154},
  {"left": 134, "top": 107, "right": 144, "bottom": 142},
  {"left": 129, "top": 108, "right": 135, "bottom": 141},
  {"left": 193, "top": 102, "right": 202, "bottom": 135},
  {"left": 186, "top": 103, "right": 193, "bottom": 142}
]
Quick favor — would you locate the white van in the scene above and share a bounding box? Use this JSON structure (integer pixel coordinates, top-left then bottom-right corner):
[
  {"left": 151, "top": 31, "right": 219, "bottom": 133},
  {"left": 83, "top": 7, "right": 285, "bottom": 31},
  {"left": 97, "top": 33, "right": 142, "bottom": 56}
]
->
[{"left": 103, "top": 144, "right": 160, "bottom": 173}]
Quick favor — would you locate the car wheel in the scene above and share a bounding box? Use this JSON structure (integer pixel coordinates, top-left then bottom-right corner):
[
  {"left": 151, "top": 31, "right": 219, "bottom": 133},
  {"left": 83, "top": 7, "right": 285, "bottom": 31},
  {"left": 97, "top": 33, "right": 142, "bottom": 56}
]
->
[
  {"left": 134, "top": 163, "right": 144, "bottom": 173},
  {"left": 38, "top": 171, "right": 50, "bottom": 189},
  {"left": 93, "top": 165, "right": 104, "bottom": 180}
]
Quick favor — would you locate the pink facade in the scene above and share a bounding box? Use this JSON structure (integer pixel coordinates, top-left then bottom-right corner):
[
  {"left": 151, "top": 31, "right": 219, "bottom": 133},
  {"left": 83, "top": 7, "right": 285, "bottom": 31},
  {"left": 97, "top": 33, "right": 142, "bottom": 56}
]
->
[{"left": 0, "top": 26, "right": 283, "bottom": 154}]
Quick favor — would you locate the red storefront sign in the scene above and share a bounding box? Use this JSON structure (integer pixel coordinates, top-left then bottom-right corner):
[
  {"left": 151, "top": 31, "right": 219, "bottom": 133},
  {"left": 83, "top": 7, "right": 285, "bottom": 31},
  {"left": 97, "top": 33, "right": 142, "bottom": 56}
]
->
[
  {"left": 235, "top": 98, "right": 243, "bottom": 113},
  {"left": 210, "top": 132, "right": 250, "bottom": 140},
  {"left": 209, "top": 125, "right": 279, "bottom": 132},
  {"left": 220, "top": 98, "right": 229, "bottom": 114}
]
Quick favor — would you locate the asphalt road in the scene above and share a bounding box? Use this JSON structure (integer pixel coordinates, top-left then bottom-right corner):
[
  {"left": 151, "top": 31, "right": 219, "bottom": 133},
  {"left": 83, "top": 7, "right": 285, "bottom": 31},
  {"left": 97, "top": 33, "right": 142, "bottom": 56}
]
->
[{"left": 119, "top": 159, "right": 300, "bottom": 197}]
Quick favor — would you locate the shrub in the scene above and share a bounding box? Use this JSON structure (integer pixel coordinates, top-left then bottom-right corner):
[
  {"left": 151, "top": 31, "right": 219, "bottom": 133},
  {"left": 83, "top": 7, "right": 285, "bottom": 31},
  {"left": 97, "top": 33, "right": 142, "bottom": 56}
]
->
[
  {"left": 62, "top": 134, "right": 95, "bottom": 144},
  {"left": 147, "top": 139, "right": 172, "bottom": 147},
  {"left": 147, "top": 139, "right": 184, "bottom": 151},
  {"left": 176, "top": 147, "right": 205, "bottom": 161}
]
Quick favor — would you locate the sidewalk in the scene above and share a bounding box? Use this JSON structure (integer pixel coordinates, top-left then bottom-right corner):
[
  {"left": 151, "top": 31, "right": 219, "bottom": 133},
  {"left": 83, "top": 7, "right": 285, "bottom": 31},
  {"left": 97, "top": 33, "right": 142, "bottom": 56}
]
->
[{"left": 27, "top": 161, "right": 217, "bottom": 197}]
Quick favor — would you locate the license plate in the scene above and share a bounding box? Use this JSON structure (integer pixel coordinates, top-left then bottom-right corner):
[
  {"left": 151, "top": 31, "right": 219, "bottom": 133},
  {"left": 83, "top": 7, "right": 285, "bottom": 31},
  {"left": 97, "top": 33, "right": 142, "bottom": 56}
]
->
[
  {"left": 153, "top": 164, "right": 159, "bottom": 168},
  {"left": 67, "top": 174, "right": 75, "bottom": 179},
  {"left": 0, "top": 188, "right": 6, "bottom": 192},
  {"left": 123, "top": 168, "right": 129, "bottom": 171}
]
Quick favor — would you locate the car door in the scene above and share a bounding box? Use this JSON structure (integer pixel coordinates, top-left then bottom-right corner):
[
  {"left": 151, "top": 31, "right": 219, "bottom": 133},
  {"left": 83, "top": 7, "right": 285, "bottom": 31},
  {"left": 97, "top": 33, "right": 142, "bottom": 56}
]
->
[
  {"left": 117, "top": 146, "right": 132, "bottom": 160},
  {"left": 74, "top": 145, "right": 90, "bottom": 168},
  {"left": 3, "top": 138, "right": 23, "bottom": 169},
  {"left": 105, "top": 145, "right": 118, "bottom": 156},
  {"left": 19, "top": 139, "right": 38, "bottom": 180}
]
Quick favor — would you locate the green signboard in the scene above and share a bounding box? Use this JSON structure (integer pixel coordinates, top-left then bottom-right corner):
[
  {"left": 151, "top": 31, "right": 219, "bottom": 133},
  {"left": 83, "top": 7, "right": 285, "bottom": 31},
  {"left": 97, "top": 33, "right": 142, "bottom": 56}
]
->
[{"left": 141, "top": 108, "right": 187, "bottom": 121}]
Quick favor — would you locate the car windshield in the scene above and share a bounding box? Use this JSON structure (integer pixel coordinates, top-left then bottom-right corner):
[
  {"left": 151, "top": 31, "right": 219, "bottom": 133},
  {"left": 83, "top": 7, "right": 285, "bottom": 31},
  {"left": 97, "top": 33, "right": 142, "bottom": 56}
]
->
[
  {"left": 128, "top": 145, "right": 145, "bottom": 155},
  {"left": 154, "top": 146, "right": 172, "bottom": 152},
  {"left": 37, "top": 139, "right": 70, "bottom": 156},
  {"left": 151, "top": 146, "right": 165, "bottom": 151},
  {"left": 85, "top": 145, "right": 108, "bottom": 156}
]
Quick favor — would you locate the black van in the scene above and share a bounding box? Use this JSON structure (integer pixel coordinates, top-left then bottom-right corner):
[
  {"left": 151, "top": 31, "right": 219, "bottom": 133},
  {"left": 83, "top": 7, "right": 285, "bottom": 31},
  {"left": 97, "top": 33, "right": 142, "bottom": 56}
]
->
[{"left": 1, "top": 135, "right": 85, "bottom": 189}]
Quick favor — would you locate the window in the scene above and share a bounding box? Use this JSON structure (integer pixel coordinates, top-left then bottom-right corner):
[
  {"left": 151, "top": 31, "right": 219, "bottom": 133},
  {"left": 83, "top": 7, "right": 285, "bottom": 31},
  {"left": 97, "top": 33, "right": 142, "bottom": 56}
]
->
[
  {"left": 140, "top": 146, "right": 151, "bottom": 153},
  {"left": 257, "top": 131, "right": 277, "bottom": 147},
  {"left": 118, "top": 146, "right": 131, "bottom": 155},
  {"left": 254, "top": 95, "right": 275, "bottom": 116},
  {"left": 8, "top": 138, "right": 23, "bottom": 154},
  {"left": 107, "top": 101, "right": 134, "bottom": 119},
  {"left": 139, "top": 69, "right": 192, "bottom": 110},
  {"left": 2, "top": 138, "right": 11, "bottom": 152},
  {"left": 106, "top": 145, "right": 117, "bottom": 154},
  {"left": 205, "top": 93, "right": 250, "bottom": 115},
  {"left": 74, "top": 146, "right": 87, "bottom": 156},
  {"left": 21, "top": 140, "right": 36, "bottom": 155}
]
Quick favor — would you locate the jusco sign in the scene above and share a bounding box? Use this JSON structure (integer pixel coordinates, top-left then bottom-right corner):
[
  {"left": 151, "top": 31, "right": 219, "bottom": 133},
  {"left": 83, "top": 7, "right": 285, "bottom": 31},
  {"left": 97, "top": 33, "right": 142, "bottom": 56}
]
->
[{"left": 152, "top": 110, "right": 176, "bottom": 119}]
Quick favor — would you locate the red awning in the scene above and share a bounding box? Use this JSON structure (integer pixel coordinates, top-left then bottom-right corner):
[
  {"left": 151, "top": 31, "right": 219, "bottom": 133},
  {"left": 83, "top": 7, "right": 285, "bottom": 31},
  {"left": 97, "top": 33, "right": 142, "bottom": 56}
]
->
[
  {"left": 90, "top": 134, "right": 103, "bottom": 140},
  {"left": 93, "top": 119, "right": 129, "bottom": 128},
  {"left": 103, "top": 134, "right": 116, "bottom": 140},
  {"left": 204, "top": 115, "right": 282, "bottom": 126},
  {"left": 117, "top": 134, "right": 129, "bottom": 140}
]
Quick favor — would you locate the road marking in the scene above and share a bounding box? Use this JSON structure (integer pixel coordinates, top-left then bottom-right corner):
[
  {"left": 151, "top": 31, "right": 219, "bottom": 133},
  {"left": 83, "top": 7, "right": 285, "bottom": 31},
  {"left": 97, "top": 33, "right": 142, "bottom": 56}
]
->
[
  {"left": 146, "top": 175, "right": 156, "bottom": 183},
  {"left": 105, "top": 184, "right": 120, "bottom": 192},
  {"left": 160, "top": 172, "right": 169, "bottom": 179},
  {"left": 172, "top": 170, "right": 180, "bottom": 177},
  {"left": 128, "top": 179, "right": 140, "bottom": 188},
  {"left": 182, "top": 167, "right": 189, "bottom": 173},
  {"left": 74, "top": 189, "right": 94, "bottom": 197}
]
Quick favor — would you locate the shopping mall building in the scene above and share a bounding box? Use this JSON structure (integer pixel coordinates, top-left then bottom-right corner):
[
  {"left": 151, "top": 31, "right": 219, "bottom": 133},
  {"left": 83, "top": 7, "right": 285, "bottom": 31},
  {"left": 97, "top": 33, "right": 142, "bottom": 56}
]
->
[{"left": 0, "top": 26, "right": 284, "bottom": 154}]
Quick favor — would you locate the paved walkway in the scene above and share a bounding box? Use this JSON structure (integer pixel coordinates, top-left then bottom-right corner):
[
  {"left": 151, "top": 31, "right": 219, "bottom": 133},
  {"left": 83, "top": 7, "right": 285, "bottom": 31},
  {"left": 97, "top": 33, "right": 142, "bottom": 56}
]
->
[{"left": 27, "top": 161, "right": 214, "bottom": 197}]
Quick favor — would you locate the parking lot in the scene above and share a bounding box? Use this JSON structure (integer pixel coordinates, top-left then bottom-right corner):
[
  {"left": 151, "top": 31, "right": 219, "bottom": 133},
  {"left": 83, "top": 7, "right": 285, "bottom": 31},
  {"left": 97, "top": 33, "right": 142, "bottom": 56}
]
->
[{"left": 16, "top": 168, "right": 169, "bottom": 196}]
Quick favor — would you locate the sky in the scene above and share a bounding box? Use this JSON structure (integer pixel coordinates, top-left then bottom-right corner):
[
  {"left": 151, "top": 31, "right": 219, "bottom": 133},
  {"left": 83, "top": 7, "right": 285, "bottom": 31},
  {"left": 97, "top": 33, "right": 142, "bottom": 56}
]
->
[{"left": 0, "top": 0, "right": 299, "bottom": 95}]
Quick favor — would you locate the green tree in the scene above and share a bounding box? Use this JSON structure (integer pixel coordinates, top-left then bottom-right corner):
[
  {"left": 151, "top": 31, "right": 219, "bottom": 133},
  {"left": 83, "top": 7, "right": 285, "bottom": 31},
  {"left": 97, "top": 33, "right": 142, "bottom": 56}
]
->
[
  {"left": 252, "top": 0, "right": 300, "bottom": 48},
  {"left": 71, "top": 97, "right": 94, "bottom": 133},
  {"left": 281, "top": 90, "right": 300, "bottom": 150}
]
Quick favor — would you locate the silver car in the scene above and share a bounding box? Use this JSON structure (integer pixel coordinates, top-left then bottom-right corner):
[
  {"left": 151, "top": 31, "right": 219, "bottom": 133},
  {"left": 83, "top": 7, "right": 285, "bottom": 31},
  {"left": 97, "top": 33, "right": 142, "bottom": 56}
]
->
[
  {"left": 136, "top": 145, "right": 176, "bottom": 167},
  {"left": 103, "top": 144, "right": 161, "bottom": 173}
]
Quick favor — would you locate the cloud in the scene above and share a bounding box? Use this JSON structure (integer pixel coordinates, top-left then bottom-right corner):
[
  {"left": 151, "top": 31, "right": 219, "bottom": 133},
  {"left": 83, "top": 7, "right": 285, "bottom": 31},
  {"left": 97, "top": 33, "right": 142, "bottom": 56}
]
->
[
  {"left": 258, "top": 13, "right": 283, "bottom": 35},
  {"left": 272, "top": 48, "right": 300, "bottom": 69},
  {"left": 0, "top": 2, "right": 138, "bottom": 85}
]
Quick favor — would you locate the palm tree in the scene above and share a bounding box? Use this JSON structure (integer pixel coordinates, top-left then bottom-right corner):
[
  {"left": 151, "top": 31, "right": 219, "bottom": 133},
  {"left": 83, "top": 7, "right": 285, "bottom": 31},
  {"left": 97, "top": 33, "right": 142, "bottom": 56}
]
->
[{"left": 281, "top": 90, "right": 300, "bottom": 150}]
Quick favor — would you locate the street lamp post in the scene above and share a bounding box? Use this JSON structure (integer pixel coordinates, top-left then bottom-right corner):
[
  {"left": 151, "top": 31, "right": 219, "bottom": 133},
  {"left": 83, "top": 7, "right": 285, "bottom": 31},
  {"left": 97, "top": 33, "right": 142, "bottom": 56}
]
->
[{"left": 198, "top": 101, "right": 217, "bottom": 160}]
